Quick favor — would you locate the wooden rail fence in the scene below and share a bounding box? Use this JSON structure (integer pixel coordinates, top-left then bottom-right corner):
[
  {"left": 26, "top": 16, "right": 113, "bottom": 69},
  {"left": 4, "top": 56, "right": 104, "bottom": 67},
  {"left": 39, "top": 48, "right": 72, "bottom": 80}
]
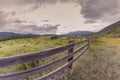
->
[{"left": 0, "top": 38, "right": 95, "bottom": 80}]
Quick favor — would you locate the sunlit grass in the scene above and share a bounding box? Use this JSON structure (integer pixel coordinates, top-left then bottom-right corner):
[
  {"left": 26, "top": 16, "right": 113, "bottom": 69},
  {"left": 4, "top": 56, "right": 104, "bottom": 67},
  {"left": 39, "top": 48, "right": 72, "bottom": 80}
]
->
[
  {"left": 0, "top": 36, "right": 84, "bottom": 58},
  {"left": 1, "top": 36, "right": 119, "bottom": 80},
  {"left": 0, "top": 36, "right": 84, "bottom": 80},
  {"left": 97, "top": 37, "right": 120, "bottom": 43},
  {"left": 0, "top": 37, "right": 64, "bottom": 57}
]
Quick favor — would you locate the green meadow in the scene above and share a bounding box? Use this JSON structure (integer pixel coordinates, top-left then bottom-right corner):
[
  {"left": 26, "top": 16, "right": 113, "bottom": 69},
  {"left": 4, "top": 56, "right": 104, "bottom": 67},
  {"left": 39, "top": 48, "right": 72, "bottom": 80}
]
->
[
  {"left": 0, "top": 36, "right": 84, "bottom": 79},
  {"left": 0, "top": 35, "right": 120, "bottom": 80}
]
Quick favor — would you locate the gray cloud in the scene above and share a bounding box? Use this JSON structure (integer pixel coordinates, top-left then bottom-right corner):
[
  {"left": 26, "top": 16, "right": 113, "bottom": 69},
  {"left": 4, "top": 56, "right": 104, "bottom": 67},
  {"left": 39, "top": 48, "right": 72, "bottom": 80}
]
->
[
  {"left": 0, "top": 0, "right": 71, "bottom": 11},
  {"left": 0, "top": 0, "right": 68, "bottom": 6},
  {"left": 13, "top": 20, "right": 27, "bottom": 23},
  {"left": 0, "top": 0, "right": 120, "bottom": 22},
  {"left": 41, "top": 20, "right": 49, "bottom": 22},
  {"left": 78, "top": 0, "right": 120, "bottom": 22},
  {"left": 0, "top": 0, "right": 120, "bottom": 33},
  {"left": 84, "top": 19, "right": 96, "bottom": 24},
  {"left": 14, "top": 24, "right": 60, "bottom": 34},
  {"left": 34, "top": 0, "right": 120, "bottom": 22}
]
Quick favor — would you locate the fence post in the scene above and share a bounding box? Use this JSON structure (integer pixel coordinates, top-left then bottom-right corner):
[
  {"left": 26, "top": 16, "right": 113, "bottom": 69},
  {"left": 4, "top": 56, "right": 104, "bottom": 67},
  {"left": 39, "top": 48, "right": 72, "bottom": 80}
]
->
[
  {"left": 68, "top": 40, "right": 74, "bottom": 69},
  {"left": 87, "top": 38, "right": 90, "bottom": 45}
]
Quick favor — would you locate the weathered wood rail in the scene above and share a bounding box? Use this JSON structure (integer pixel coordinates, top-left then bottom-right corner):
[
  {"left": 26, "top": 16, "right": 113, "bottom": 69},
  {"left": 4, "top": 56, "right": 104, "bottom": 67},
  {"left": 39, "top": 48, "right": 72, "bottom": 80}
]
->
[{"left": 0, "top": 38, "right": 95, "bottom": 80}]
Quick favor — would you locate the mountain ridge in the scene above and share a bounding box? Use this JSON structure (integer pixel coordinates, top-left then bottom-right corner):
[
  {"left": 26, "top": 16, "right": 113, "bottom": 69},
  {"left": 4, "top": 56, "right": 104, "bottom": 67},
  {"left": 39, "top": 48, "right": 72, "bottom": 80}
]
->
[
  {"left": 100, "top": 20, "right": 120, "bottom": 32},
  {"left": 98, "top": 20, "right": 120, "bottom": 37},
  {"left": 66, "top": 31, "right": 94, "bottom": 36}
]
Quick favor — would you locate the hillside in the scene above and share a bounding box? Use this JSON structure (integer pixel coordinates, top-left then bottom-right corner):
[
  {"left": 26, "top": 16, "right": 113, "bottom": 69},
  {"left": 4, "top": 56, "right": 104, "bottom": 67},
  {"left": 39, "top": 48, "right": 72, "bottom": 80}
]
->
[
  {"left": 99, "top": 20, "right": 120, "bottom": 37},
  {"left": 67, "top": 31, "right": 94, "bottom": 36}
]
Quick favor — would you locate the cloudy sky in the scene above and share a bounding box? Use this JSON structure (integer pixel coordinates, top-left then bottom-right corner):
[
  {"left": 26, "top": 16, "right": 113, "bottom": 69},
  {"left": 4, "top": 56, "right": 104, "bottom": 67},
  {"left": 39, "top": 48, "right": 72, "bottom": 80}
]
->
[{"left": 0, "top": 0, "right": 120, "bottom": 34}]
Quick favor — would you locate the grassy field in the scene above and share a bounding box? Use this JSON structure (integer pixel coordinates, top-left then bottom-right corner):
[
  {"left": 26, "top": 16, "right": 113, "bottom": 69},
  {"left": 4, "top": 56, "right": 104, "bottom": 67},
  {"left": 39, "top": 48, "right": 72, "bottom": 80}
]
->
[
  {"left": 0, "top": 36, "right": 120, "bottom": 80},
  {"left": 0, "top": 36, "right": 84, "bottom": 79},
  {"left": 0, "top": 36, "right": 83, "bottom": 57},
  {"left": 68, "top": 37, "right": 120, "bottom": 80}
]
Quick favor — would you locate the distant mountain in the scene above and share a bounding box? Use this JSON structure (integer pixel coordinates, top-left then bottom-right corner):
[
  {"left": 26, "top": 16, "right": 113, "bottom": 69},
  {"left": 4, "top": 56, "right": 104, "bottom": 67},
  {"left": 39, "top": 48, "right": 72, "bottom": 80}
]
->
[
  {"left": 99, "top": 20, "right": 120, "bottom": 37},
  {"left": 0, "top": 32, "right": 39, "bottom": 41},
  {"left": 67, "top": 31, "right": 94, "bottom": 36},
  {"left": 0, "top": 32, "right": 17, "bottom": 36}
]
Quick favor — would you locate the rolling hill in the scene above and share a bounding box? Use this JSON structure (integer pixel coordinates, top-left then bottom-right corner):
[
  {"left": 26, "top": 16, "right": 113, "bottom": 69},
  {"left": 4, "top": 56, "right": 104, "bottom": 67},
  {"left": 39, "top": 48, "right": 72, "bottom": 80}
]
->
[
  {"left": 99, "top": 20, "right": 120, "bottom": 37},
  {"left": 67, "top": 31, "right": 94, "bottom": 36}
]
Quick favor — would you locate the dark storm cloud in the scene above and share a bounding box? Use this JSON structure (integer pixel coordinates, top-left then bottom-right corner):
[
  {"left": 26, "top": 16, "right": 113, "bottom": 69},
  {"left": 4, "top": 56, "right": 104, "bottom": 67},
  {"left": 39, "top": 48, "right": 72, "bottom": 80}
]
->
[{"left": 78, "top": 0, "right": 120, "bottom": 22}]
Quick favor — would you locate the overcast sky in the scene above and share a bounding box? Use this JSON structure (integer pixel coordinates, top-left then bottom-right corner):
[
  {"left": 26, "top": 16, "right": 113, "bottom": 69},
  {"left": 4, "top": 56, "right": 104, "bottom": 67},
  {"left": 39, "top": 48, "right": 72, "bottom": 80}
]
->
[{"left": 0, "top": 0, "right": 120, "bottom": 34}]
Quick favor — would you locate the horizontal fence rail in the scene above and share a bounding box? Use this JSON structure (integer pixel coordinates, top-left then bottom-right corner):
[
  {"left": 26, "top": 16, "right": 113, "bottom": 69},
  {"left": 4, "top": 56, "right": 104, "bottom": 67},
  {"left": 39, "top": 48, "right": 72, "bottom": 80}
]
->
[
  {"left": 0, "top": 38, "right": 95, "bottom": 80},
  {"left": 0, "top": 44, "right": 88, "bottom": 80},
  {"left": 36, "top": 45, "right": 89, "bottom": 80},
  {"left": 0, "top": 40, "right": 87, "bottom": 67}
]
